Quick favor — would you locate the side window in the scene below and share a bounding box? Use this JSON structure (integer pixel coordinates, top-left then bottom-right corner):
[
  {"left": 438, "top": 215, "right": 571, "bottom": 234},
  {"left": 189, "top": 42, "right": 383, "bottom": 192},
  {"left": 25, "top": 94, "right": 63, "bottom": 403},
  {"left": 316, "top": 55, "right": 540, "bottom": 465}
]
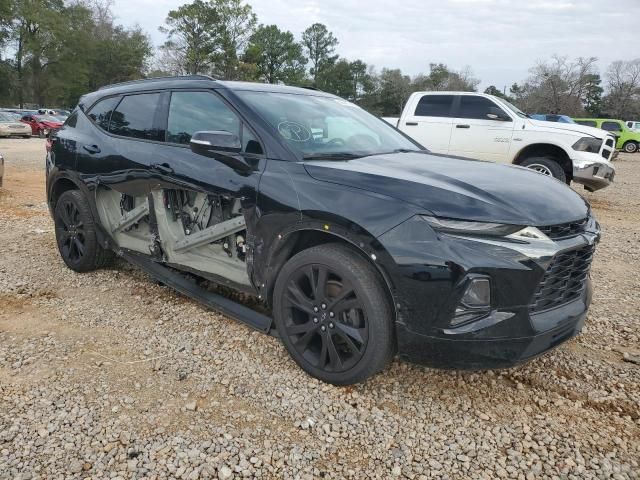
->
[
  {"left": 414, "top": 95, "right": 454, "bottom": 117},
  {"left": 167, "top": 91, "right": 241, "bottom": 145},
  {"left": 601, "top": 121, "right": 622, "bottom": 132},
  {"left": 109, "top": 93, "right": 163, "bottom": 141},
  {"left": 64, "top": 112, "right": 78, "bottom": 128},
  {"left": 242, "top": 124, "right": 263, "bottom": 155},
  {"left": 457, "top": 96, "right": 507, "bottom": 120},
  {"left": 576, "top": 120, "right": 597, "bottom": 127},
  {"left": 22, "top": 116, "right": 31, "bottom": 122},
  {"left": 87, "top": 96, "right": 120, "bottom": 131}
]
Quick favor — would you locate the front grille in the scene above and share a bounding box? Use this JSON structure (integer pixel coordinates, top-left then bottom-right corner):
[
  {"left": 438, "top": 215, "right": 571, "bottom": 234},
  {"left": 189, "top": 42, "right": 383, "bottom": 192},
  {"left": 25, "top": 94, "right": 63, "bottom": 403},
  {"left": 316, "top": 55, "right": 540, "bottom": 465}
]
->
[
  {"left": 537, "top": 218, "right": 587, "bottom": 240},
  {"left": 529, "top": 244, "right": 595, "bottom": 313}
]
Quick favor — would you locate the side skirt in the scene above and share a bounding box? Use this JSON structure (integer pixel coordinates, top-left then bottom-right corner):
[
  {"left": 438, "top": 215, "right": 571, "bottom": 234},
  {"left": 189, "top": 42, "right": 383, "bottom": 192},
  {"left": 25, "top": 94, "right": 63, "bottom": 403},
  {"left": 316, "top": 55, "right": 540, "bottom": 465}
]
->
[{"left": 121, "top": 250, "right": 274, "bottom": 335}]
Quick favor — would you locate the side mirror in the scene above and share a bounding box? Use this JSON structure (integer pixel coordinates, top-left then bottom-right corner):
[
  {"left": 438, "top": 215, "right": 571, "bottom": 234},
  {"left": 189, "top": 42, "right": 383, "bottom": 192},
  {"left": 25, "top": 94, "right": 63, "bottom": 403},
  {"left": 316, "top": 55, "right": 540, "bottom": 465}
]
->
[
  {"left": 189, "top": 130, "right": 251, "bottom": 173},
  {"left": 486, "top": 107, "right": 511, "bottom": 121}
]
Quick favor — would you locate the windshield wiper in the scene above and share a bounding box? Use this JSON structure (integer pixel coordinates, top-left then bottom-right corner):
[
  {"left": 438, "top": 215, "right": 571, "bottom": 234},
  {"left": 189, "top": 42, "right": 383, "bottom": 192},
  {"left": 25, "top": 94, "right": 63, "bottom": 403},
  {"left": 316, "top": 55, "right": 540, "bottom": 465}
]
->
[{"left": 302, "top": 152, "right": 364, "bottom": 161}]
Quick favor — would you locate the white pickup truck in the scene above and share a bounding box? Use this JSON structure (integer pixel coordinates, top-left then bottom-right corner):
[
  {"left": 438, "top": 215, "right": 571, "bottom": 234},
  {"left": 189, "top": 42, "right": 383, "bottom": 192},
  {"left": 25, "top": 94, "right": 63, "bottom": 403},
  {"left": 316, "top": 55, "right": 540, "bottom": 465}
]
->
[{"left": 383, "top": 91, "right": 616, "bottom": 191}]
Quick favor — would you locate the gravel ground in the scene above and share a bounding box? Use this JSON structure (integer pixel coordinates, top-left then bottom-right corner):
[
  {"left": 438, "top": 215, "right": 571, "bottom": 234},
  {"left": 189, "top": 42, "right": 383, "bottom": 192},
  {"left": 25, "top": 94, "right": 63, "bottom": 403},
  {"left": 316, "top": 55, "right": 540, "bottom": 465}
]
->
[{"left": 0, "top": 137, "right": 638, "bottom": 479}]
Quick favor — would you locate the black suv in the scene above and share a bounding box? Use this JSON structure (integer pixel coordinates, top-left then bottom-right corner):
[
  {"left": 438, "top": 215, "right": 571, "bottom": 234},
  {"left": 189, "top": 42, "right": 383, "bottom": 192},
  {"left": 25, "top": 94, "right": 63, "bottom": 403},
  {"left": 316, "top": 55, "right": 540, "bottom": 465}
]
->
[{"left": 47, "top": 76, "right": 599, "bottom": 384}]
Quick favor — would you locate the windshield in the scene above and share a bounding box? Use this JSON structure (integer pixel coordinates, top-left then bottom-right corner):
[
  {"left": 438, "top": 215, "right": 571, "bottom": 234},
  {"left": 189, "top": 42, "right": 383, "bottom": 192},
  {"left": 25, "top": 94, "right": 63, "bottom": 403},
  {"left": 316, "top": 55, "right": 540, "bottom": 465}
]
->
[
  {"left": 236, "top": 91, "right": 421, "bottom": 159},
  {"left": 500, "top": 99, "right": 528, "bottom": 119},
  {"left": 0, "top": 112, "right": 17, "bottom": 122}
]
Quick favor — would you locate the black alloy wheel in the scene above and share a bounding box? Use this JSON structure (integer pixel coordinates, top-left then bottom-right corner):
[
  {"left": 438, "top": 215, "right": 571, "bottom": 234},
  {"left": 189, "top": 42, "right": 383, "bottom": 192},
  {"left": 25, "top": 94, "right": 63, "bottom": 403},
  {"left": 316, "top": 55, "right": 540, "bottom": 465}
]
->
[
  {"left": 282, "top": 263, "right": 369, "bottom": 373},
  {"left": 273, "top": 243, "right": 395, "bottom": 385},
  {"left": 54, "top": 190, "right": 113, "bottom": 272},
  {"left": 55, "top": 197, "right": 87, "bottom": 266}
]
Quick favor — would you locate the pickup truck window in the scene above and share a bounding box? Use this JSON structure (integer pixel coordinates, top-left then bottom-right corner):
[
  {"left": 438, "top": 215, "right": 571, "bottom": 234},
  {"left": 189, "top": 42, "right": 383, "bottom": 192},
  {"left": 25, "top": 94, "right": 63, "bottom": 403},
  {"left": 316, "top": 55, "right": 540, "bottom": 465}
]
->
[
  {"left": 457, "top": 96, "right": 506, "bottom": 120},
  {"left": 601, "top": 121, "right": 622, "bottom": 132},
  {"left": 414, "top": 95, "right": 454, "bottom": 117},
  {"left": 576, "top": 120, "right": 597, "bottom": 127}
]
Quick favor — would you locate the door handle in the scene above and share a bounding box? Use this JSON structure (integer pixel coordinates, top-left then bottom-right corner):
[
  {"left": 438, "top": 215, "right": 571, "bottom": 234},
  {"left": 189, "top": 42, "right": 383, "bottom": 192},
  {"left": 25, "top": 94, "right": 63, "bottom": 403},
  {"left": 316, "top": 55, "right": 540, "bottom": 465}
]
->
[
  {"left": 456, "top": 124, "right": 471, "bottom": 129},
  {"left": 83, "top": 144, "right": 101, "bottom": 154},
  {"left": 405, "top": 122, "right": 418, "bottom": 126},
  {"left": 151, "top": 163, "right": 174, "bottom": 175}
]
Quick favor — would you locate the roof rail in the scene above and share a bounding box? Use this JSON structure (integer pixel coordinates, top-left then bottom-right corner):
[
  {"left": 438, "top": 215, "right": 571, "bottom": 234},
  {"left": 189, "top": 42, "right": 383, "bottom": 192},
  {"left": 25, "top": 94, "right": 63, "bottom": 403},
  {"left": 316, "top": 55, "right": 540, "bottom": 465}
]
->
[{"left": 98, "top": 75, "right": 216, "bottom": 90}]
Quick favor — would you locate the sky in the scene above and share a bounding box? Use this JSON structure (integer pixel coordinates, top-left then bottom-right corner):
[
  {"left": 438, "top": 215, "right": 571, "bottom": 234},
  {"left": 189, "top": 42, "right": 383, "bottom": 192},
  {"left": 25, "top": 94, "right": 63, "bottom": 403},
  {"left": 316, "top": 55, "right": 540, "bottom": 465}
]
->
[{"left": 111, "top": 0, "right": 640, "bottom": 90}]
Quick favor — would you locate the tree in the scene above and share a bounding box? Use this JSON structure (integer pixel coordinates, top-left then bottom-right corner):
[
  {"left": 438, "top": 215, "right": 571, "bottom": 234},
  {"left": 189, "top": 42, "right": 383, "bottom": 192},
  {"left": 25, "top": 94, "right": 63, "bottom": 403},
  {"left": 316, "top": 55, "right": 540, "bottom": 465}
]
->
[
  {"left": 516, "top": 55, "right": 600, "bottom": 115},
  {"left": 602, "top": 59, "right": 640, "bottom": 118},
  {"left": 412, "top": 63, "right": 479, "bottom": 92},
  {"left": 377, "top": 68, "right": 412, "bottom": 115},
  {"left": 212, "top": 0, "right": 256, "bottom": 80},
  {"left": 159, "top": 0, "right": 220, "bottom": 75},
  {"left": 484, "top": 85, "right": 514, "bottom": 102},
  {"left": 301, "top": 23, "right": 337, "bottom": 86},
  {"left": 244, "top": 25, "right": 306, "bottom": 84}
]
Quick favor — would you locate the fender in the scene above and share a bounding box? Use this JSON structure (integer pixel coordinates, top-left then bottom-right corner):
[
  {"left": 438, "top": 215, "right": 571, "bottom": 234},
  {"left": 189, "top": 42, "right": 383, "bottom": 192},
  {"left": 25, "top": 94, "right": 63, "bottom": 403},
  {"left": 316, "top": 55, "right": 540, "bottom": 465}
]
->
[{"left": 254, "top": 216, "right": 401, "bottom": 321}]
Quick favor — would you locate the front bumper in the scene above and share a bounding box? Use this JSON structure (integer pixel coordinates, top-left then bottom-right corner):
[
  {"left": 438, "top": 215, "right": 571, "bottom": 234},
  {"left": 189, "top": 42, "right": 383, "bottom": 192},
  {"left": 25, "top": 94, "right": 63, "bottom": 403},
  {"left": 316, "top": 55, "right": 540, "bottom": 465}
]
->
[
  {"left": 396, "top": 281, "right": 590, "bottom": 369},
  {"left": 572, "top": 158, "right": 615, "bottom": 192},
  {"left": 378, "top": 216, "right": 599, "bottom": 370}
]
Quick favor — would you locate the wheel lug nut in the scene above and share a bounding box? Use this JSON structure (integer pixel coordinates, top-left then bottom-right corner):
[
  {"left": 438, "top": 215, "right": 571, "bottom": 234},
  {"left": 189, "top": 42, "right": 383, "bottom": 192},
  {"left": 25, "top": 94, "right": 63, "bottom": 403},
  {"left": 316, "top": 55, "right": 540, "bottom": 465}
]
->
[
  {"left": 329, "top": 312, "right": 334, "bottom": 318},
  {"left": 313, "top": 306, "right": 319, "bottom": 312},
  {"left": 320, "top": 325, "right": 326, "bottom": 331},
  {"left": 329, "top": 322, "right": 334, "bottom": 329},
  {"left": 321, "top": 303, "right": 327, "bottom": 310},
  {"left": 313, "top": 317, "right": 318, "bottom": 323}
]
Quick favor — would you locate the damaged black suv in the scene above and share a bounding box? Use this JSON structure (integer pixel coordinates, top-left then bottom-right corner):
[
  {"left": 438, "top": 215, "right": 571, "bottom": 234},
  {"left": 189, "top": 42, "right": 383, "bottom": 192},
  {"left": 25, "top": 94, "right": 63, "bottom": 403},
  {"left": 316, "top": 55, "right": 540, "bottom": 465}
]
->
[{"left": 47, "top": 76, "right": 599, "bottom": 385}]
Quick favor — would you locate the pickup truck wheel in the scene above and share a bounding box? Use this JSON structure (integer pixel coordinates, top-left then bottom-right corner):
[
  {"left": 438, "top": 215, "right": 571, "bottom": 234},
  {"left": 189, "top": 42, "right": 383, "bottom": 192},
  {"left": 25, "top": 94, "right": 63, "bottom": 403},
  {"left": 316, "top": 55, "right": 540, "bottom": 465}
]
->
[
  {"left": 623, "top": 141, "right": 638, "bottom": 153},
  {"left": 273, "top": 243, "right": 395, "bottom": 385},
  {"left": 54, "top": 190, "right": 113, "bottom": 272},
  {"left": 520, "top": 156, "right": 567, "bottom": 183}
]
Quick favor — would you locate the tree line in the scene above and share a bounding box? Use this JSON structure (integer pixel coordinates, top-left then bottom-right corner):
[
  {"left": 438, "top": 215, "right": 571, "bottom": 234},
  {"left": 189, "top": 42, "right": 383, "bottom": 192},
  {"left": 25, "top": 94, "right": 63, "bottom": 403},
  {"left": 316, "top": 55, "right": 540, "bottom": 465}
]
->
[{"left": 1, "top": 0, "right": 639, "bottom": 119}]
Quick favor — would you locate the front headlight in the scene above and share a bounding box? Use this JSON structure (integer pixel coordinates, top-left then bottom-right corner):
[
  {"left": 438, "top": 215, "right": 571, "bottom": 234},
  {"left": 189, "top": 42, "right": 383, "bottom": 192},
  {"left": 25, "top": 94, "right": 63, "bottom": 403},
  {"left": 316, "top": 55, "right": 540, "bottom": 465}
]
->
[
  {"left": 421, "top": 216, "right": 524, "bottom": 237},
  {"left": 572, "top": 137, "right": 602, "bottom": 153}
]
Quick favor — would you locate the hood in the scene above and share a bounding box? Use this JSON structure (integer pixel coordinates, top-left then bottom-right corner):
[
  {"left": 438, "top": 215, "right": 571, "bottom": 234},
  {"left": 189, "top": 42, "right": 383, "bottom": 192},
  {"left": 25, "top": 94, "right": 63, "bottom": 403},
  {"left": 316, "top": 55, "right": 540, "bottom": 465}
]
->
[
  {"left": 526, "top": 118, "right": 607, "bottom": 139},
  {"left": 304, "top": 152, "right": 589, "bottom": 226},
  {"left": 39, "top": 120, "right": 63, "bottom": 127}
]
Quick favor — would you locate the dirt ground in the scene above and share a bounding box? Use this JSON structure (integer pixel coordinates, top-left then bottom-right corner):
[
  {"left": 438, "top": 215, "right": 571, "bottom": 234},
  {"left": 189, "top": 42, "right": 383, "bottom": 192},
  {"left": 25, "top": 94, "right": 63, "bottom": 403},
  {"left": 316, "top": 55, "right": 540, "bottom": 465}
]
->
[{"left": 0, "top": 138, "right": 638, "bottom": 479}]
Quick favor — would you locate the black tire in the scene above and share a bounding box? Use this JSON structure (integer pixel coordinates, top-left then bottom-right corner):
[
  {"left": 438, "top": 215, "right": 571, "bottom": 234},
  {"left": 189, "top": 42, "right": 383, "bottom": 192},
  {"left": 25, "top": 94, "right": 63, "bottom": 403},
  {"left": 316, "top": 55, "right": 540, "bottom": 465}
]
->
[
  {"left": 38, "top": 129, "right": 45, "bottom": 138},
  {"left": 520, "top": 156, "right": 567, "bottom": 183},
  {"left": 622, "top": 141, "right": 638, "bottom": 154},
  {"left": 273, "top": 243, "right": 395, "bottom": 385},
  {"left": 54, "top": 190, "right": 113, "bottom": 272}
]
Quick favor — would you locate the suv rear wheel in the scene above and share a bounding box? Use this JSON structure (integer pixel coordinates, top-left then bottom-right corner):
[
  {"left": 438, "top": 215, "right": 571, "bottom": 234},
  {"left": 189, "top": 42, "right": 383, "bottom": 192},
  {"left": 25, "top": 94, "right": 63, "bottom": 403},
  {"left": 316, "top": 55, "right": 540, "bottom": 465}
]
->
[
  {"left": 520, "top": 156, "right": 567, "bottom": 183},
  {"left": 623, "top": 141, "right": 638, "bottom": 154},
  {"left": 54, "top": 190, "right": 113, "bottom": 272},
  {"left": 273, "top": 243, "right": 395, "bottom": 385}
]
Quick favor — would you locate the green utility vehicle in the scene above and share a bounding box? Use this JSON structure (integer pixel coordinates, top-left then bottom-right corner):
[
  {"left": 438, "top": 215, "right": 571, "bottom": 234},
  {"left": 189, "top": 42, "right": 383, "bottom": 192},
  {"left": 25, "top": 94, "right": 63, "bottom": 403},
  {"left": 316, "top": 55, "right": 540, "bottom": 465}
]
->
[{"left": 573, "top": 118, "right": 640, "bottom": 153}]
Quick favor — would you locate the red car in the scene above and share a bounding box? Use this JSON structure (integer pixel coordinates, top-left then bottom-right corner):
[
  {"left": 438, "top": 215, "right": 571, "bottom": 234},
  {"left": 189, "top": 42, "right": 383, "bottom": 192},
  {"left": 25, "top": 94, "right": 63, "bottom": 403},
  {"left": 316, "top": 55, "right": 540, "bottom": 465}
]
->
[{"left": 20, "top": 114, "right": 64, "bottom": 137}]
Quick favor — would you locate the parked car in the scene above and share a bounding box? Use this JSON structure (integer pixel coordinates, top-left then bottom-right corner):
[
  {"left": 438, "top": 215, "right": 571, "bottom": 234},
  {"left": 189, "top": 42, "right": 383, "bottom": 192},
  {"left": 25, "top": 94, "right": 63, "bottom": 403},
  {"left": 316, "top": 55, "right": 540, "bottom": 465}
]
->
[
  {"left": 573, "top": 118, "right": 640, "bottom": 153},
  {"left": 0, "top": 150, "right": 4, "bottom": 187},
  {"left": 626, "top": 121, "right": 640, "bottom": 132},
  {"left": 0, "top": 112, "right": 32, "bottom": 138},
  {"left": 383, "top": 92, "right": 615, "bottom": 191},
  {"left": 47, "top": 76, "right": 600, "bottom": 384},
  {"left": 530, "top": 114, "right": 576, "bottom": 124},
  {"left": 20, "top": 114, "right": 64, "bottom": 137}
]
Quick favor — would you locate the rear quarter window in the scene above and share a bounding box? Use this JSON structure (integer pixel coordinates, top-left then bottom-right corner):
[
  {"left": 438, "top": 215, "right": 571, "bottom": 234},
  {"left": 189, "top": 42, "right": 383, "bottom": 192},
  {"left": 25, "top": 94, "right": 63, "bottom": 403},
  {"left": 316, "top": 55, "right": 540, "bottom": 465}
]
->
[
  {"left": 601, "top": 121, "right": 622, "bottom": 132},
  {"left": 109, "top": 93, "right": 164, "bottom": 141},
  {"left": 87, "top": 96, "right": 120, "bottom": 131}
]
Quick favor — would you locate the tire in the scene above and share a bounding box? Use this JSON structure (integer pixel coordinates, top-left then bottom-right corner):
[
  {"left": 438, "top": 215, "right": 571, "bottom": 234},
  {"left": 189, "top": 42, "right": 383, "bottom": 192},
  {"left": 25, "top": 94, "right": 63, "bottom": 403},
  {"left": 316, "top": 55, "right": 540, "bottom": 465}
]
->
[
  {"left": 520, "top": 156, "right": 567, "bottom": 183},
  {"left": 54, "top": 190, "right": 113, "bottom": 272},
  {"left": 38, "top": 129, "right": 45, "bottom": 138},
  {"left": 273, "top": 243, "right": 395, "bottom": 385},
  {"left": 623, "top": 141, "right": 638, "bottom": 154}
]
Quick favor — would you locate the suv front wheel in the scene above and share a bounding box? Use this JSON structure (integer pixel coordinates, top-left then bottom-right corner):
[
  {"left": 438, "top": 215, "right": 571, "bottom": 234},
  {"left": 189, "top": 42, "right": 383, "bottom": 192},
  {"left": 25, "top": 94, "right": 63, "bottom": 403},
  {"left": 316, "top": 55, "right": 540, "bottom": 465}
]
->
[{"left": 273, "top": 243, "right": 395, "bottom": 385}]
